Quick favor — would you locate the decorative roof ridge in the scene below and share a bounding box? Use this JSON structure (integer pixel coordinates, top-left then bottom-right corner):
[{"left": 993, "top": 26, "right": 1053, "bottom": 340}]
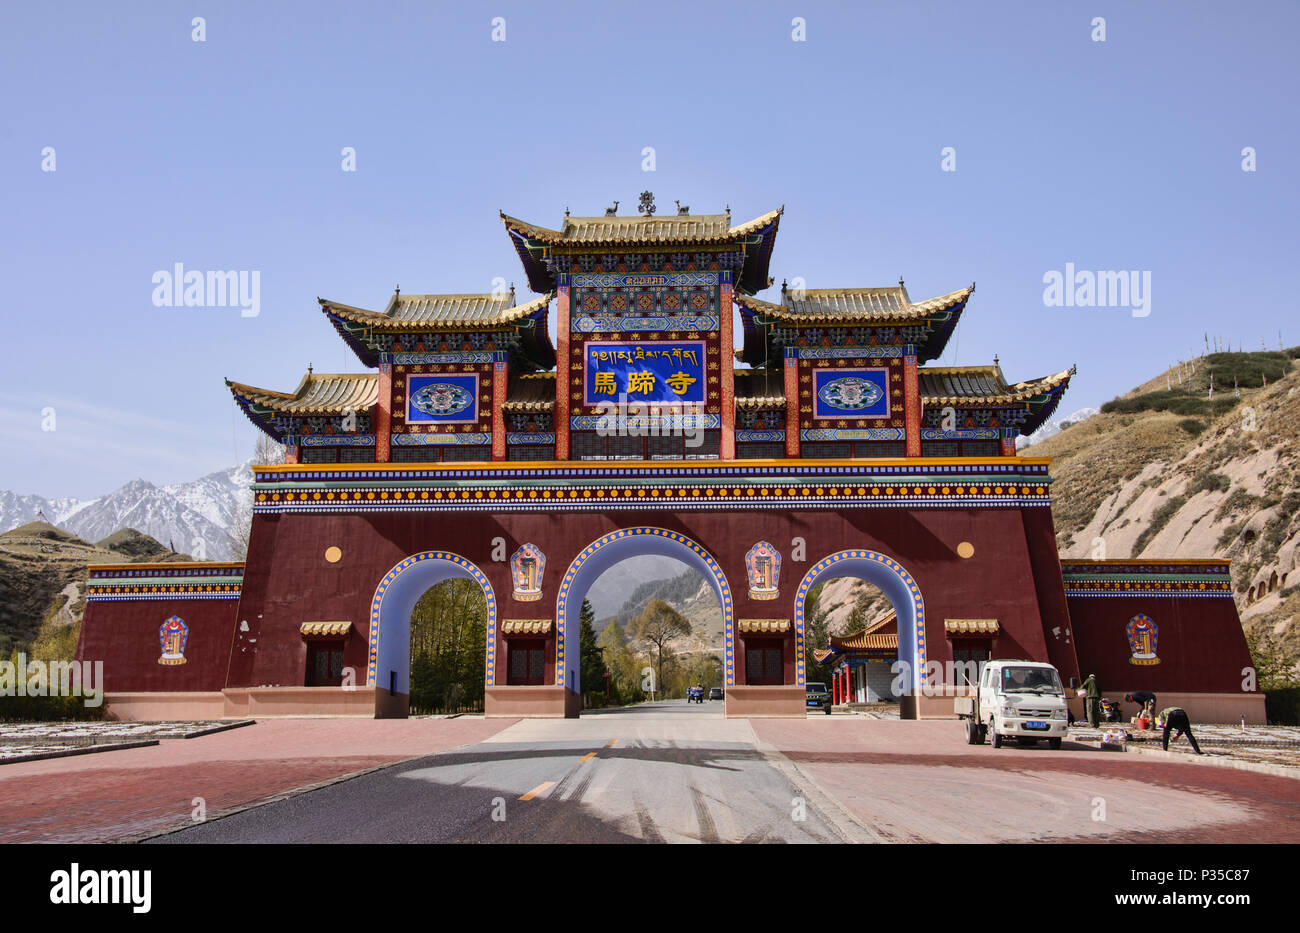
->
[
  {"left": 500, "top": 207, "right": 781, "bottom": 245},
  {"left": 319, "top": 290, "right": 553, "bottom": 328}
]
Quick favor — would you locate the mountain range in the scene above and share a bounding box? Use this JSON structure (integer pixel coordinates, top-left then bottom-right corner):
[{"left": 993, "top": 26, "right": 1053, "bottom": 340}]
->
[{"left": 0, "top": 463, "right": 253, "bottom": 561}]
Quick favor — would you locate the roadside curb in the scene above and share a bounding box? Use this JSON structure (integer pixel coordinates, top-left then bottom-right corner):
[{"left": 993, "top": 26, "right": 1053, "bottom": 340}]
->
[
  {"left": 1116, "top": 742, "right": 1300, "bottom": 780},
  {"left": 182, "top": 720, "right": 255, "bottom": 739},
  {"left": 0, "top": 739, "right": 159, "bottom": 766}
]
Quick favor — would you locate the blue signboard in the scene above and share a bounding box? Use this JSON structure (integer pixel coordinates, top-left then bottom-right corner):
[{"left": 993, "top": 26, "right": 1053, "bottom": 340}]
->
[
  {"left": 406, "top": 373, "right": 480, "bottom": 423},
  {"left": 812, "top": 368, "right": 890, "bottom": 419},
  {"left": 584, "top": 340, "right": 707, "bottom": 405}
]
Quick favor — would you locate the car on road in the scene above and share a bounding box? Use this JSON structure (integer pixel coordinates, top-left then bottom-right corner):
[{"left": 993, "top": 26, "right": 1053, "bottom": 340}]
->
[
  {"left": 708, "top": 687, "right": 723, "bottom": 700},
  {"left": 805, "top": 682, "right": 833, "bottom": 714},
  {"left": 687, "top": 685, "right": 704, "bottom": 703}
]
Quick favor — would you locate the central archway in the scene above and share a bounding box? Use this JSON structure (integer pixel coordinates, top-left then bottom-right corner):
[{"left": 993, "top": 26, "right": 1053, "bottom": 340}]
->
[
  {"left": 367, "top": 551, "right": 497, "bottom": 695},
  {"left": 793, "top": 549, "right": 926, "bottom": 707},
  {"left": 555, "top": 528, "right": 734, "bottom": 693}
]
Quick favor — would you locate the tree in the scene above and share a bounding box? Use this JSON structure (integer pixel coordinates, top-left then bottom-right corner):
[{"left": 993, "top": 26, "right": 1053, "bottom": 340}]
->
[
  {"left": 628, "top": 599, "right": 691, "bottom": 697},
  {"left": 578, "top": 599, "right": 608, "bottom": 704},
  {"left": 804, "top": 606, "right": 834, "bottom": 684},
  {"left": 1245, "top": 624, "right": 1300, "bottom": 691}
]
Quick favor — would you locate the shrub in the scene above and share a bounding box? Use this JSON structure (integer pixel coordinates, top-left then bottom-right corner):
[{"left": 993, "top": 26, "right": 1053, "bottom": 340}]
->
[
  {"left": 1179, "top": 418, "right": 1207, "bottom": 436},
  {"left": 1265, "top": 688, "right": 1300, "bottom": 726}
]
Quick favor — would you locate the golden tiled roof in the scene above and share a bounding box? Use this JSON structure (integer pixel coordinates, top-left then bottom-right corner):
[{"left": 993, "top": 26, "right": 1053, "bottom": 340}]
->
[
  {"left": 503, "top": 371, "right": 555, "bottom": 412},
  {"left": 500, "top": 619, "right": 553, "bottom": 635},
  {"left": 300, "top": 621, "right": 353, "bottom": 637},
  {"left": 826, "top": 609, "right": 898, "bottom": 652},
  {"left": 830, "top": 632, "right": 898, "bottom": 651},
  {"left": 320, "top": 290, "right": 553, "bottom": 331},
  {"left": 944, "top": 619, "right": 1000, "bottom": 635},
  {"left": 227, "top": 373, "right": 378, "bottom": 415},
  {"left": 737, "top": 618, "right": 790, "bottom": 633},
  {"left": 920, "top": 367, "right": 1074, "bottom": 406},
  {"left": 500, "top": 208, "right": 782, "bottom": 247},
  {"left": 737, "top": 284, "right": 973, "bottom": 324}
]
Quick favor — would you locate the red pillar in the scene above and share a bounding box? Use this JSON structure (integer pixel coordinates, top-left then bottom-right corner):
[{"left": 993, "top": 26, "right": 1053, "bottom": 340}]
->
[
  {"left": 720, "top": 281, "right": 735, "bottom": 460},
  {"left": 556, "top": 285, "right": 571, "bottom": 460},
  {"left": 784, "top": 353, "right": 800, "bottom": 458},
  {"left": 375, "top": 363, "right": 392, "bottom": 463},
  {"left": 491, "top": 360, "right": 507, "bottom": 461},
  {"left": 904, "top": 347, "right": 921, "bottom": 458},
  {"left": 833, "top": 667, "right": 840, "bottom": 705}
]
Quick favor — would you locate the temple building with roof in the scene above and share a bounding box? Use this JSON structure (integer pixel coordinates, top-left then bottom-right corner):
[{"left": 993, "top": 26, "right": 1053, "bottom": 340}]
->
[{"left": 77, "top": 196, "right": 1261, "bottom": 723}]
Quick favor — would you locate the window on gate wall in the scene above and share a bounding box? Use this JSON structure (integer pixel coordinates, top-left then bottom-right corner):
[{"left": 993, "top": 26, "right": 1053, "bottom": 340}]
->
[
  {"left": 306, "top": 642, "right": 345, "bottom": 686},
  {"left": 507, "top": 640, "right": 546, "bottom": 686},
  {"left": 951, "top": 643, "right": 991, "bottom": 686},
  {"left": 744, "top": 641, "right": 784, "bottom": 685}
]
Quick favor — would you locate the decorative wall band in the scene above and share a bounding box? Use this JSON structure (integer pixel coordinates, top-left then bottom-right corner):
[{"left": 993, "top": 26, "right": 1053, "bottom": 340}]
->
[
  {"left": 735, "top": 430, "right": 785, "bottom": 442},
  {"left": 801, "top": 428, "right": 906, "bottom": 441},
  {"left": 787, "top": 347, "right": 906, "bottom": 359},
  {"left": 382, "top": 351, "right": 501, "bottom": 365},
  {"left": 572, "top": 314, "right": 719, "bottom": 333},
  {"left": 299, "top": 434, "right": 377, "bottom": 447},
  {"left": 568, "top": 272, "right": 721, "bottom": 288},
  {"left": 505, "top": 433, "right": 557, "bottom": 445},
  {"left": 919, "top": 428, "right": 1000, "bottom": 441},
  {"left": 569, "top": 414, "right": 721, "bottom": 430},
  {"left": 390, "top": 432, "right": 492, "bottom": 446}
]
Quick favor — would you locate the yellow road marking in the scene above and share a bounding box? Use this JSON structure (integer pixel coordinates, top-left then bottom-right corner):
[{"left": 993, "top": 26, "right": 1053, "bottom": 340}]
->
[
  {"left": 580, "top": 752, "right": 597, "bottom": 763},
  {"left": 519, "top": 781, "right": 555, "bottom": 801},
  {"left": 605, "top": 739, "right": 617, "bottom": 747}
]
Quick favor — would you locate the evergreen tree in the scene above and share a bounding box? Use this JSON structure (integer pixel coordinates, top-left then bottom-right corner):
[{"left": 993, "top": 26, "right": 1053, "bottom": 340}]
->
[{"left": 578, "top": 598, "right": 608, "bottom": 703}]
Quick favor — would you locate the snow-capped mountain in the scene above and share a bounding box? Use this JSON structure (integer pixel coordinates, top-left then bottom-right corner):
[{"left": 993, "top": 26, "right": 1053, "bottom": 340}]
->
[
  {"left": 1016, "top": 407, "right": 1100, "bottom": 449},
  {"left": 0, "top": 462, "right": 253, "bottom": 560}
]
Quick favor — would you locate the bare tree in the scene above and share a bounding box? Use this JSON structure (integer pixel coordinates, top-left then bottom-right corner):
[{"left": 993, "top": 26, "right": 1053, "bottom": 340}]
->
[{"left": 627, "top": 599, "right": 692, "bottom": 697}]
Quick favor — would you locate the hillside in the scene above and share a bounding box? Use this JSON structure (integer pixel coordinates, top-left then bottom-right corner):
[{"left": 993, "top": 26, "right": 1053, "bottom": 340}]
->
[
  {"left": 0, "top": 523, "right": 191, "bottom": 656},
  {"left": 1023, "top": 348, "right": 1300, "bottom": 653}
]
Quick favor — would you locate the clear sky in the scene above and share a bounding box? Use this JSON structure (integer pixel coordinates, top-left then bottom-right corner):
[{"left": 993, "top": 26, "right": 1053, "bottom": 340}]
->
[{"left": 1, "top": 1, "right": 1296, "bottom": 498}]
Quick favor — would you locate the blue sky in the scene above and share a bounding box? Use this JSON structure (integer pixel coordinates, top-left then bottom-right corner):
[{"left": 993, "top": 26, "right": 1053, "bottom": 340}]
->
[{"left": 1, "top": 1, "right": 1296, "bottom": 498}]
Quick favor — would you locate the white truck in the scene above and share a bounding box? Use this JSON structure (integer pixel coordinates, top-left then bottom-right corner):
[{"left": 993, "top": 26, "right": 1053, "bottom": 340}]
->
[{"left": 954, "top": 659, "right": 1070, "bottom": 749}]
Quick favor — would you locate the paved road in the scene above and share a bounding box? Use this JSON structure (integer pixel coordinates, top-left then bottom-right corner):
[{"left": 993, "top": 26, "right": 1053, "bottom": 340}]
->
[
  {"left": 149, "top": 701, "right": 849, "bottom": 844},
  {"left": 135, "top": 704, "right": 1300, "bottom": 844}
]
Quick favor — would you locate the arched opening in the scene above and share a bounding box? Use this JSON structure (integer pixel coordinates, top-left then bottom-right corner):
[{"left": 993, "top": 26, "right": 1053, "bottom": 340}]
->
[
  {"left": 556, "top": 529, "right": 733, "bottom": 700},
  {"left": 582, "top": 554, "right": 724, "bottom": 708},
  {"left": 794, "top": 550, "right": 925, "bottom": 718},
  {"left": 368, "top": 552, "right": 496, "bottom": 712},
  {"left": 803, "top": 576, "right": 899, "bottom": 708},
  {"left": 409, "top": 579, "right": 488, "bottom": 714}
]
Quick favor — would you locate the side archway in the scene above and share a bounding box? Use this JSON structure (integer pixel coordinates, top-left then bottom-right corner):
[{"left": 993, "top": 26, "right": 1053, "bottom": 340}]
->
[
  {"left": 793, "top": 549, "right": 926, "bottom": 698},
  {"left": 367, "top": 551, "right": 497, "bottom": 693},
  {"left": 555, "top": 528, "right": 734, "bottom": 692}
]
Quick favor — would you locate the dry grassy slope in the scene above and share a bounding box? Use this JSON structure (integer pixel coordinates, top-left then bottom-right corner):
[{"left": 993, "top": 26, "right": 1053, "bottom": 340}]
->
[
  {"left": 0, "top": 522, "right": 191, "bottom": 656},
  {"left": 1023, "top": 359, "right": 1300, "bottom": 650}
]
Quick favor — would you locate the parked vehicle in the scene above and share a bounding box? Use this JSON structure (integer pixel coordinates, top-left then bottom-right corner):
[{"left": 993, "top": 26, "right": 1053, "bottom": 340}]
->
[
  {"left": 954, "top": 660, "right": 1069, "bottom": 749},
  {"left": 708, "top": 687, "right": 723, "bottom": 700},
  {"left": 805, "top": 682, "right": 833, "bottom": 715},
  {"left": 687, "top": 685, "right": 704, "bottom": 704},
  {"left": 1099, "top": 697, "right": 1124, "bottom": 723}
]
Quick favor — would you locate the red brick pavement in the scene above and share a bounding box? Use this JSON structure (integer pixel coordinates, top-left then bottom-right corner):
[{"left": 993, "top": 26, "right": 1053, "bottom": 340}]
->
[
  {"left": 0, "top": 718, "right": 514, "bottom": 843},
  {"left": 753, "top": 719, "right": 1300, "bottom": 843}
]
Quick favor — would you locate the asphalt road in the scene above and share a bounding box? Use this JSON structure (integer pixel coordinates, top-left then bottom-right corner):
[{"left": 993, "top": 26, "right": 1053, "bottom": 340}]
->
[{"left": 149, "top": 700, "right": 848, "bottom": 844}]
